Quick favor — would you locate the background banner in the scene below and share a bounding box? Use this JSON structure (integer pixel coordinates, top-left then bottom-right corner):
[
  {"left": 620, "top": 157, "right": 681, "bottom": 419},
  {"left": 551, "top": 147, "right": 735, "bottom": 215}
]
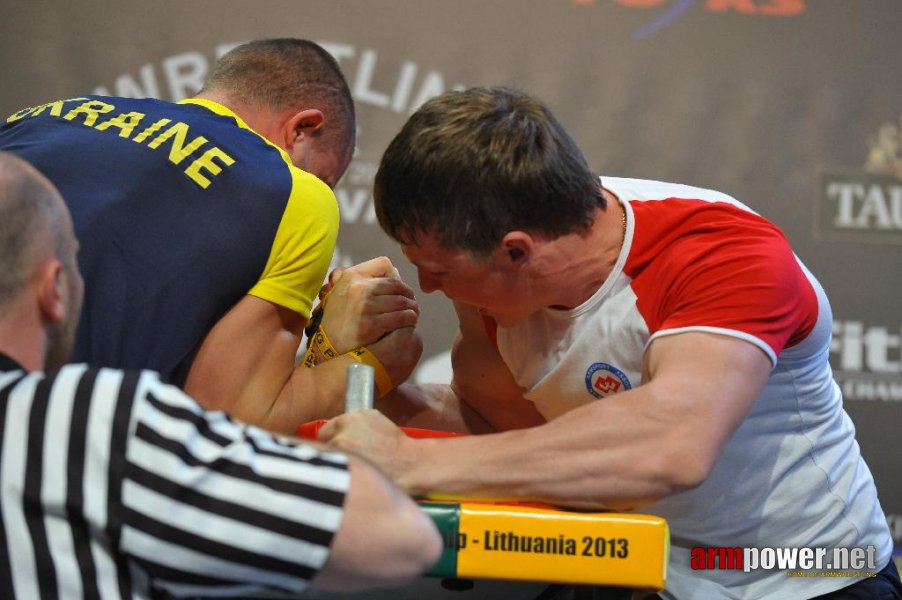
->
[{"left": 3, "top": 0, "right": 900, "bottom": 567}]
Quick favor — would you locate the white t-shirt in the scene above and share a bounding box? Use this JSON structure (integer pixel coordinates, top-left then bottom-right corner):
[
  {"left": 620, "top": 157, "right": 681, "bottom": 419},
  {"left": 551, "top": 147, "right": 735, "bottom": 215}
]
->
[{"left": 496, "top": 177, "right": 892, "bottom": 599}]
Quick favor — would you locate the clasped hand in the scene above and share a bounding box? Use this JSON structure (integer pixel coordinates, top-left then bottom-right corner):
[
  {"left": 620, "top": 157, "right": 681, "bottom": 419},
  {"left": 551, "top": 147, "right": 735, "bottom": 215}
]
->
[{"left": 318, "top": 256, "right": 423, "bottom": 389}]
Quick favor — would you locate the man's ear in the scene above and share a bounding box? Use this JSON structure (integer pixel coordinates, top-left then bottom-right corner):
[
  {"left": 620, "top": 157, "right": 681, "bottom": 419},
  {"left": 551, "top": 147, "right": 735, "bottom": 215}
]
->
[
  {"left": 35, "top": 259, "right": 67, "bottom": 323},
  {"left": 499, "top": 231, "right": 534, "bottom": 265},
  {"left": 284, "top": 108, "right": 325, "bottom": 151}
]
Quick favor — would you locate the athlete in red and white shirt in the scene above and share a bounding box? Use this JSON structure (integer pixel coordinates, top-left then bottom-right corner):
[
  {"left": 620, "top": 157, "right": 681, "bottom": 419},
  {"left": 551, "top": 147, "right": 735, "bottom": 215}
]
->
[
  {"left": 320, "top": 87, "right": 899, "bottom": 599},
  {"left": 325, "top": 178, "right": 894, "bottom": 598},
  {"left": 495, "top": 177, "right": 892, "bottom": 598}
]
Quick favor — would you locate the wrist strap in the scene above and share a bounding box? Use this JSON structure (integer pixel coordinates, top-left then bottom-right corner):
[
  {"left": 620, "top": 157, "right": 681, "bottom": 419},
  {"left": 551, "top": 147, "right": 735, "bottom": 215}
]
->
[
  {"left": 312, "top": 326, "right": 339, "bottom": 360},
  {"left": 348, "top": 346, "right": 394, "bottom": 399},
  {"left": 301, "top": 344, "right": 317, "bottom": 368},
  {"left": 301, "top": 324, "right": 339, "bottom": 368},
  {"left": 301, "top": 326, "right": 396, "bottom": 399},
  {"left": 304, "top": 304, "right": 325, "bottom": 341}
]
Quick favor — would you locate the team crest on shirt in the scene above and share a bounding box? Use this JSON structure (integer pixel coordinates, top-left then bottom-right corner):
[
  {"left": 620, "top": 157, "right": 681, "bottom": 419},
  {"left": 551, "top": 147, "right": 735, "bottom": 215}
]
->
[{"left": 585, "top": 363, "right": 632, "bottom": 399}]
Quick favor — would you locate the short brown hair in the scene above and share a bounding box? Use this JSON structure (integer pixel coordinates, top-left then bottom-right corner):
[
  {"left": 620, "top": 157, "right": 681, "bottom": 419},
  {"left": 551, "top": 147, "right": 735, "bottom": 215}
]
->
[
  {"left": 374, "top": 87, "right": 604, "bottom": 256},
  {"left": 201, "top": 38, "right": 356, "bottom": 153}
]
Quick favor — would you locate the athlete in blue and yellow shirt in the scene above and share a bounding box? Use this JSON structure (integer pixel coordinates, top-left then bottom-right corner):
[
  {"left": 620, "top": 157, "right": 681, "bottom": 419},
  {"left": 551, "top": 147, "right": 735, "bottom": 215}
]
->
[
  {"left": 2, "top": 94, "right": 337, "bottom": 383},
  {"left": 0, "top": 39, "right": 422, "bottom": 432}
]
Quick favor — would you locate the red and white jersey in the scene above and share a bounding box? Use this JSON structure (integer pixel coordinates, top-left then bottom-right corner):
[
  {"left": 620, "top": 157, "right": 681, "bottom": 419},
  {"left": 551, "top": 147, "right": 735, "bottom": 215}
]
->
[{"left": 496, "top": 177, "right": 892, "bottom": 599}]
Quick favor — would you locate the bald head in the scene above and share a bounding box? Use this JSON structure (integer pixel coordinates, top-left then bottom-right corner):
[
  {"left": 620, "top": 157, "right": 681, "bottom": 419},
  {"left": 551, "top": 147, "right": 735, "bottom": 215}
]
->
[
  {"left": 0, "top": 151, "right": 73, "bottom": 309},
  {"left": 0, "top": 151, "right": 82, "bottom": 371}
]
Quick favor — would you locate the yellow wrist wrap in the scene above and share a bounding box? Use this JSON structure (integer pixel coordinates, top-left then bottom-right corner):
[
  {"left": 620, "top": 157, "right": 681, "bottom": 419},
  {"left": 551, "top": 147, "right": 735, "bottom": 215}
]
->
[
  {"left": 301, "top": 328, "right": 395, "bottom": 399},
  {"left": 348, "top": 346, "right": 394, "bottom": 399},
  {"left": 302, "top": 324, "right": 339, "bottom": 368}
]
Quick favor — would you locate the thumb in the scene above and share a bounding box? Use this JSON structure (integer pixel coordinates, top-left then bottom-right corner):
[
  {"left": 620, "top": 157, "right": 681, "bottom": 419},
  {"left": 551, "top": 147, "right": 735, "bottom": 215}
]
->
[{"left": 316, "top": 417, "right": 343, "bottom": 442}]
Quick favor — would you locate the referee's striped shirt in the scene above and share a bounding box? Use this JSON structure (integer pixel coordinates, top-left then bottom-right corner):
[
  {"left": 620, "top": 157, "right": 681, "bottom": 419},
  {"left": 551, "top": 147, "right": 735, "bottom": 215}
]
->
[{"left": 0, "top": 353, "right": 351, "bottom": 599}]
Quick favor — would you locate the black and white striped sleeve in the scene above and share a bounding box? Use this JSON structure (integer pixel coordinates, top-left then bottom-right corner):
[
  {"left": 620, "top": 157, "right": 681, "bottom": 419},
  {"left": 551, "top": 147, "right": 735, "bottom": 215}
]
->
[
  {"left": 1, "top": 364, "right": 140, "bottom": 599},
  {"left": 119, "top": 369, "right": 351, "bottom": 598},
  {"left": 0, "top": 364, "right": 351, "bottom": 599}
]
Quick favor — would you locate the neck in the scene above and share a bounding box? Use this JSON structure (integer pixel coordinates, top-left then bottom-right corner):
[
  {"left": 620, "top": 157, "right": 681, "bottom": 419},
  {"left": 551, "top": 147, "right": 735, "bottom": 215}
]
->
[
  {"left": 539, "top": 190, "right": 626, "bottom": 310},
  {"left": 0, "top": 324, "right": 45, "bottom": 372},
  {"left": 0, "top": 293, "right": 51, "bottom": 372},
  {"left": 193, "top": 90, "right": 287, "bottom": 148}
]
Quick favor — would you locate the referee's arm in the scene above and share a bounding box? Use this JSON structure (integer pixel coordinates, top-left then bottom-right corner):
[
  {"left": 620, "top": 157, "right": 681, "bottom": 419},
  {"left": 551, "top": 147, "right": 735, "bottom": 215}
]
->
[
  {"left": 117, "top": 370, "right": 441, "bottom": 596},
  {"left": 313, "top": 453, "right": 443, "bottom": 591}
]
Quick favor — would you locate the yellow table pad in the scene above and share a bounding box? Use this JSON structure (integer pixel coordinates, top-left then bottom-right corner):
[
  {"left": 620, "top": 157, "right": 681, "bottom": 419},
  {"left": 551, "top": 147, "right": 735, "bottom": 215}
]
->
[{"left": 420, "top": 501, "right": 669, "bottom": 590}]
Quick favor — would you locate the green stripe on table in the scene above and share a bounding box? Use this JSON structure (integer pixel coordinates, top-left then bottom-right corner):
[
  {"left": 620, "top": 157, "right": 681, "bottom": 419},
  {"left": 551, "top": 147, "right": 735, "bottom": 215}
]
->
[{"left": 419, "top": 502, "right": 460, "bottom": 577}]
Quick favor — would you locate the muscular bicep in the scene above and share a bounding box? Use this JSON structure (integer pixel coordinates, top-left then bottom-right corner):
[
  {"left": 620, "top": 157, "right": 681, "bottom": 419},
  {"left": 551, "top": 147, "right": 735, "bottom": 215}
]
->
[
  {"left": 185, "top": 294, "right": 304, "bottom": 420},
  {"left": 449, "top": 306, "right": 519, "bottom": 403},
  {"left": 450, "top": 303, "right": 545, "bottom": 431},
  {"left": 641, "top": 331, "right": 773, "bottom": 477}
]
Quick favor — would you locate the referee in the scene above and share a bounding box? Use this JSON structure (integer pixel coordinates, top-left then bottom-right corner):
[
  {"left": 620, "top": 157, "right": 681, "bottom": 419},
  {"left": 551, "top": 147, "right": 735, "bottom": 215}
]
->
[{"left": 0, "top": 151, "right": 441, "bottom": 597}]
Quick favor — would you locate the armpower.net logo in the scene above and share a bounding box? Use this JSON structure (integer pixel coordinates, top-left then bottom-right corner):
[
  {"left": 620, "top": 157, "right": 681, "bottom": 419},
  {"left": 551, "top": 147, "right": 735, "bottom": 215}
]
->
[{"left": 691, "top": 546, "right": 880, "bottom": 577}]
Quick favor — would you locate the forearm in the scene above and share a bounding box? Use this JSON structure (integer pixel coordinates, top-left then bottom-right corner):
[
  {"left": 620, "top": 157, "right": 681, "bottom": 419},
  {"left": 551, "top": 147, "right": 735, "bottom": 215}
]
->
[
  {"left": 184, "top": 297, "right": 299, "bottom": 415},
  {"left": 185, "top": 295, "right": 355, "bottom": 433},
  {"left": 261, "top": 354, "right": 360, "bottom": 432},
  {"left": 327, "top": 333, "right": 773, "bottom": 510},
  {"left": 312, "top": 456, "right": 442, "bottom": 592},
  {"left": 392, "top": 394, "right": 697, "bottom": 510},
  {"left": 376, "top": 383, "right": 495, "bottom": 434},
  {"left": 190, "top": 347, "right": 352, "bottom": 435}
]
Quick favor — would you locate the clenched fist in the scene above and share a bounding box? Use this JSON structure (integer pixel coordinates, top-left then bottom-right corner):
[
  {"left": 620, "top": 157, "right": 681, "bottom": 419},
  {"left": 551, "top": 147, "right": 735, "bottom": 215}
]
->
[
  {"left": 367, "top": 326, "right": 424, "bottom": 389},
  {"left": 319, "top": 256, "right": 419, "bottom": 353}
]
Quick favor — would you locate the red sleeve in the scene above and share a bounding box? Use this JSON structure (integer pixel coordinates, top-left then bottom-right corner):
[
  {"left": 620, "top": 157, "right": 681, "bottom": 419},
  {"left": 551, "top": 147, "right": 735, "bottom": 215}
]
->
[{"left": 625, "top": 200, "right": 818, "bottom": 361}]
